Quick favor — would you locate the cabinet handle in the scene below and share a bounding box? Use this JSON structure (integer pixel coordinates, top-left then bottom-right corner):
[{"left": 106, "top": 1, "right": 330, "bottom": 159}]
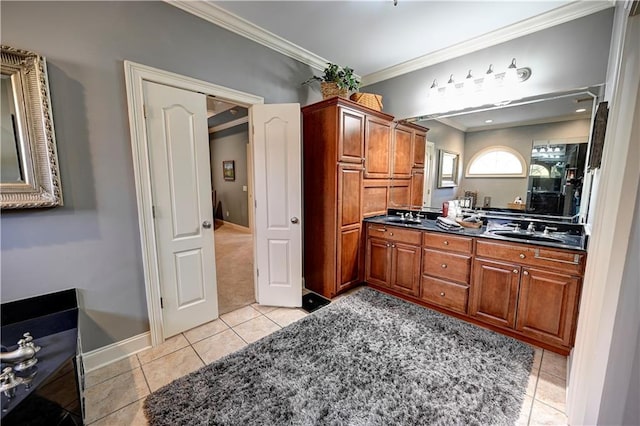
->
[
  {"left": 371, "top": 227, "right": 386, "bottom": 233},
  {"left": 443, "top": 241, "right": 449, "bottom": 245},
  {"left": 386, "top": 243, "right": 390, "bottom": 247},
  {"left": 389, "top": 232, "right": 394, "bottom": 236},
  {"left": 519, "top": 253, "right": 526, "bottom": 259},
  {"left": 513, "top": 269, "right": 519, "bottom": 274},
  {"left": 440, "top": 292, "right": 446, "bottom": 297},
  {"left": 523, "top": 271, "right": 529, "bottom": 276},
  {"left": 392, "top": 244, "right": 396, "bottom": 248},
  {"left": 441, "top": 264, "right": 447, "bottom": 268}
]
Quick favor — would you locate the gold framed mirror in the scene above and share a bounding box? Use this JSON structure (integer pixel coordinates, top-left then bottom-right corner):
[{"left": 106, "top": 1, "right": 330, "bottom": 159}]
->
[{"left": 1, "top": 45, "right": 62, "bottom": 209}]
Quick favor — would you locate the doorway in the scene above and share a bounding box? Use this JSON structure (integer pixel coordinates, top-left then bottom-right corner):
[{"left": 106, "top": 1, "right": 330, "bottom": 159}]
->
[{"left": 206, "top": 98, "right": 256, "bottom": 314}]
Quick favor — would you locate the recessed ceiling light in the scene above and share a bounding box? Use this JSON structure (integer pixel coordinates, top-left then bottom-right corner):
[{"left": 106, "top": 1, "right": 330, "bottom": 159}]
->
[
  {"left": 485, "top": 119, "right": 493, "bottom": 123},
  {"left": 576, "top": 108, "right": 586, "bottom": 113}
]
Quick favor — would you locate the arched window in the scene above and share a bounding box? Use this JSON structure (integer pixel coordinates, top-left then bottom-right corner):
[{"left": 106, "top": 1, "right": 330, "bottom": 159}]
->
[
  {"left": 529, "top": 164, "right": 550, "bottom": 177},
  {"left": 465, "top": 146, "right": 527, "bottom": 177}
]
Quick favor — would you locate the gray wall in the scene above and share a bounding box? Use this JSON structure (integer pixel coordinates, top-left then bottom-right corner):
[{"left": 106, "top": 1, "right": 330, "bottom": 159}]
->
[
  {"left": 210, "top": 126, "right": 249, "bottom": 227},
  {"left": 0, "top": 1, "right": 317, "bottom": 351},
  {"left": 365, "top": 9, "right": 614, "bottom": 120}
]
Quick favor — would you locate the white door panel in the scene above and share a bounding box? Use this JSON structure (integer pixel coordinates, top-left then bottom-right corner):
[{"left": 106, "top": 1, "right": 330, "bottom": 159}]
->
[
  {"left": 143, "top": 81, "right": 218, "bottom": 338},
  {"left": 252, "top": 104, "right": 302, "bottom": 307}
]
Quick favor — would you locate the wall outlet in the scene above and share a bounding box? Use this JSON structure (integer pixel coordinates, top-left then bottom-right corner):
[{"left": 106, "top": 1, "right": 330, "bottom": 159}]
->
[
  {"left": 242, "top": 185, "right": 247, "bottom": 192},
  {"left": 226, "top": 211, "right": 229, "bottom": 217}
]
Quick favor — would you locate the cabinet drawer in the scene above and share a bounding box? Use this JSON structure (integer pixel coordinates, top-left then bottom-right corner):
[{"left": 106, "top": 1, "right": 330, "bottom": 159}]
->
[
  {"left": 421, "top": 276, "right": 469, "bottom": 314},
  {"left": 476, "top": 240, "right": 585, "bottom": 275},
  {"left": 367, "top": 225, "right": 421, "bottom": 245},
  {"left": 423, "top": 232, "right": 473, "bottom": 254},
  {"left": 423, "top": 249, "right": 471, "bottom": 284}
]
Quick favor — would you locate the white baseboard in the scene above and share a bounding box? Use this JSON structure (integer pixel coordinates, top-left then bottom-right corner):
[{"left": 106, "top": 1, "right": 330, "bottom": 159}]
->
[
  {"left": 82, "top": 332, "right": 152, "bottom": 373},
  {"left": 216, "top": 219, "right": 251, "bottom": 233}
]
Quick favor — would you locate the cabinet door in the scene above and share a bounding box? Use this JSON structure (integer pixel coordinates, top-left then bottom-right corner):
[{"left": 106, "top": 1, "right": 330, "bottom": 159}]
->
[
  {"left": 516, "top": 267, "right": 581, "bottom": 347},
  {"left": 337, "top": 227, "right": 362, "bottom": 292},
  {"left": 410, "top": 168, "right": 424, "bottom": 209},
  {"left": 390, "top": 242, "right": 421, "bottom": 297},
  {"left": 338, "top": 107, "right": 365, "bottom": 163},
  {"left": 388, "top": 179, "right": 410, "bottom": 208},
  {"left": 364, "top": 116, "right": 391, "bottom": 178},
  {"left": 365, "top": 238, "right": 391, "bottom": 287},
  {"left": 470, "top": 259, "right": 520, "bottom": 329},
  {"left": 362, "top": 179, "right": 389, "bottom": 217},
  {"left": 392, "top": 126, "right": 412, "bottom": 178},
  {"left": 337, "top": 164, "right": 363, "bottom": 227},
  {"left": 413, "top": 131, "right": 426, "bottom": 167}
]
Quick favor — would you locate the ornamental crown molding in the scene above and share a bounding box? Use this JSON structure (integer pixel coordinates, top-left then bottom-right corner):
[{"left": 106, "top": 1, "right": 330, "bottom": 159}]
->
[{"left": 166, "top": 0, "right": 614, "bottom": 86}]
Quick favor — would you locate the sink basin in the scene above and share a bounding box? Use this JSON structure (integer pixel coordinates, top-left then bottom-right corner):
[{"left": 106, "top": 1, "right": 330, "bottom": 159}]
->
[
  {"left": 383, "top": 216, "right": 421, "bottom": 224},
  {"left": 491, "top": 231, "right": 564, "bottom": 243}
]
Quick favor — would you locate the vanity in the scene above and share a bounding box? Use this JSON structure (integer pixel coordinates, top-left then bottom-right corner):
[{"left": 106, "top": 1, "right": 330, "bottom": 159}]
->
[{"left": 363, "top": 211, "right": 587, "bottom": 355}]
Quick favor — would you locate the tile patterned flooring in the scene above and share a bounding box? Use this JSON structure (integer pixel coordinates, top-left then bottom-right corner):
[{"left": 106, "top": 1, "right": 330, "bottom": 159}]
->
[{"left": 84, "top": 297, "right": 569, "bottom": 425}]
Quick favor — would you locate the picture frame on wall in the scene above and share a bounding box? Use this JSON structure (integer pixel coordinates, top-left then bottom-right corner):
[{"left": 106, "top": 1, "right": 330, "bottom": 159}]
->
[{"left": 223, "top": 160, "right": 235, "bottom": 181}]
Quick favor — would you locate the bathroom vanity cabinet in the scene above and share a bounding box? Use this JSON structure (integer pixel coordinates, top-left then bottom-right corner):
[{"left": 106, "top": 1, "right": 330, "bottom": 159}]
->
[
  {"left": 363, "top": 222, "right": 586, "bottom": 354},
  {"left": 471, "top": 240, "right": 584, "bottom": 348}
]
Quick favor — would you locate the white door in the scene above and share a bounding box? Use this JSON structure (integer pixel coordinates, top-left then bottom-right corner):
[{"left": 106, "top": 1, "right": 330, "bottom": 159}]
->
[
  {"left": 252, "top": 104, "right": 302, "bottom": 307},
  {"left": 143, "top": 81, "right": 218, "bottom": 338},
  {"left": 423, "top": 141, "right": 436, "bottom": 207}
]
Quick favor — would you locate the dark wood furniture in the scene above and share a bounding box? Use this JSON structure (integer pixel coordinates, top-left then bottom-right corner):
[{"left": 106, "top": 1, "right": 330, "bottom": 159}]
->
[
  {"left": 365, "top": 225, "right": 586, "bottom": 354},
  {"left": 302, "top": 98, "right": 391, "bottom": 298}
]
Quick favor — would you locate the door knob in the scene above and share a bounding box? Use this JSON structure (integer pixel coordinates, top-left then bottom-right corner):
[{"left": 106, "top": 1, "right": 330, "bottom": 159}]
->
[
  {"left": 202, "top": 221, "right": 212, "bottom": 229},
  {"left": 290, "top": 217, "right": 299, "bottom": 224}
]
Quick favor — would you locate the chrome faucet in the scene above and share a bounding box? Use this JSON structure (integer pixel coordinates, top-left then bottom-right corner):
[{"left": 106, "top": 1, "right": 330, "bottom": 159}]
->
[
  {"left": 0, "top": 333, "right": 41, "bottom": 371},
  {"left": 526, "top": 222, "right": 536, "bottom": 233},
  {"left": 0, "top": 367, "right": 25, "bottom": 399},
  {"left": 543, "top": 226, "right": 558, "bottom": 236}
]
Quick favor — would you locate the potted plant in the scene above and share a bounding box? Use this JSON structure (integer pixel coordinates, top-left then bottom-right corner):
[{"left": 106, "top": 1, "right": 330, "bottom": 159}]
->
[{"left": 304, "top": 62, "right": 361, "bottom": 99}]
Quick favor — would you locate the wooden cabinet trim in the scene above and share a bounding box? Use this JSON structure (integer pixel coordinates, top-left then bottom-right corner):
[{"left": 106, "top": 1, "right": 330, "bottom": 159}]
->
[{"left": 476, "top": 240, "right": 585, "bottom": 274}]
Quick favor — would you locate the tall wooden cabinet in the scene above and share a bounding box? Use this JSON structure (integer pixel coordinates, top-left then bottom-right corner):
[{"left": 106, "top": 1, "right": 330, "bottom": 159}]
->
[
  {"left": 389, "top": 122, "right": 428, "bottom": 209},
  {"left": 302, "top": 97, "right": 394, "bottom": 298}
]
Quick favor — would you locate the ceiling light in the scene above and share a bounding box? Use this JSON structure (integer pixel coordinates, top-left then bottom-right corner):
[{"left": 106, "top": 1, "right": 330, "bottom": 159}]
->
[{"left": 575, "top": 108, "right": 586, "bottom": 113}]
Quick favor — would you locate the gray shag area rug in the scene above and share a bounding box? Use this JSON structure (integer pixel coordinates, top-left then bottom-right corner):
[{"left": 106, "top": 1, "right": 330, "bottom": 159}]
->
[{"left": 144, "top": 288, "right": 534, "bottom": 425}]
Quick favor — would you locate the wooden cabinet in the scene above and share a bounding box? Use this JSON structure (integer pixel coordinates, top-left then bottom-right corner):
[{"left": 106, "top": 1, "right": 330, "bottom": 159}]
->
[
  {"left": 472, "top": 240, "right": 584, "bottom": 347},
  {"left": 365, "top": 224, "right": 421, "bottom": 297},
  {"left": 392, "top": 125, "right": 412, "bottom": 178},
  {"left": 470, "top": 259, "right": 521, "bottom": 328},
  {"left": 364, "top": 116, "right": 392, "bottom": 178},
  {"left": 515, "top": 267, "right": 580, "bottom": 347},
  {"left": 302, "top": 97, "right": 394, "bottom": 298},
  {"left": 413, "top": 129, "right": 426, "bottom": 168},
  {"left": 409, "top": 168, "right": 424, "bottom": 209},
  {"left": 389, "top": 123, "right": 429, "bottom": 208},
  {"left": 364, "top": 225, "right": 586, "bottom": 354},
  {"left": 421, "top": 232, "right": 473, "bottom": 314}
]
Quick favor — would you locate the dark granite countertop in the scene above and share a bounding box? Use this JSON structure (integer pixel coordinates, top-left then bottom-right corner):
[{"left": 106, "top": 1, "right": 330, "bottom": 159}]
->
[{"left": 365, "top": 215, "right": 587, "bottom": 251}]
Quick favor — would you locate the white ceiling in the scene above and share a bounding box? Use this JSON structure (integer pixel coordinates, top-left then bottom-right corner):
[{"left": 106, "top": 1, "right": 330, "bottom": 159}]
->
[
  {"left": 211, "top": 0, "right": 607, "bottom": 80},
  {"left": 177, "top": 1, "right": 611, "bottom": 129}
]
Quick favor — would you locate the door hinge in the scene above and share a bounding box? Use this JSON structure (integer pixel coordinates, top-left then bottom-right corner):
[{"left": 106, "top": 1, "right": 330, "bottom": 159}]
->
[
  {"left": 152, "top": 206, "right": 156, "bottom": 218},
  {"left": 256, "top": 269, "right": 259, "bottom": 277},
  {"left": 254, "top": 199, "right": 257, "bottom": 208},
  {"left": 160, "top": 297, "right": 164, "bottom": 309},
  {"left": 143, "top": 104, "right": 148, "bottom": 119}
]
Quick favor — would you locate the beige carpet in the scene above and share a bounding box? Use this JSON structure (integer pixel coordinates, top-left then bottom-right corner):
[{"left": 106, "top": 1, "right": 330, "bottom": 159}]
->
[{"left": 214, "top": 223, "right": 255, "bottom": 315}]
